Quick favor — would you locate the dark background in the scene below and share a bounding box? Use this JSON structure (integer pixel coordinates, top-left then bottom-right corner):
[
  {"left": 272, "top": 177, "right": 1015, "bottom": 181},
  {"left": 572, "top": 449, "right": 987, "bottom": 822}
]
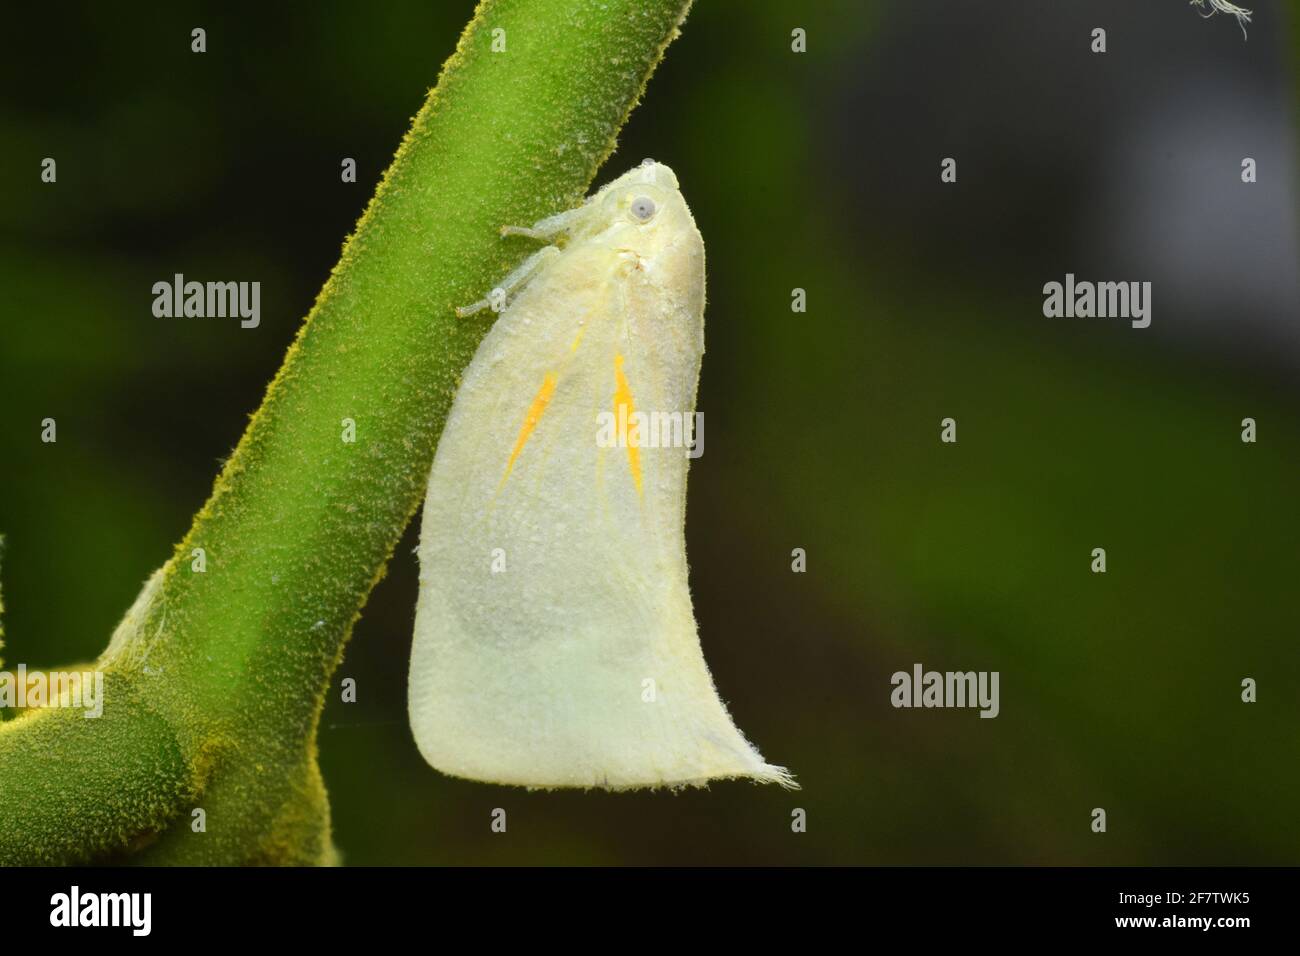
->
[{"left": 1, "top": 1, "right": 1296, "bottom": 864}]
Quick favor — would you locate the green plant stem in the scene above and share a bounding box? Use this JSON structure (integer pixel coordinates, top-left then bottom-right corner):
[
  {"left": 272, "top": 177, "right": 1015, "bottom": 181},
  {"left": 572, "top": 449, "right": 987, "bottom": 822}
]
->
[{"left": 0, "top": 0, "right": 693, "bottom": 864}]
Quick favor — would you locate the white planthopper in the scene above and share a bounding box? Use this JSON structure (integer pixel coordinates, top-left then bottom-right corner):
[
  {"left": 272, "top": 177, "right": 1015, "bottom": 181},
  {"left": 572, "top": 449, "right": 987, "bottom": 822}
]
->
[{"left": 408, "top": 160, "right": 794, "bottom": 790}]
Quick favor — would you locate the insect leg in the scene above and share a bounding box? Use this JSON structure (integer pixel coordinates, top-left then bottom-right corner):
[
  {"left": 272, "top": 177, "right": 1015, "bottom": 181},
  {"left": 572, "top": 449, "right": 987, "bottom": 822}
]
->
[
  {"left": 455, "top": 245, "right": 561, "bottom": 317},
  {"left": 499, "top": 202, "right": 591, "bottom": 241}
]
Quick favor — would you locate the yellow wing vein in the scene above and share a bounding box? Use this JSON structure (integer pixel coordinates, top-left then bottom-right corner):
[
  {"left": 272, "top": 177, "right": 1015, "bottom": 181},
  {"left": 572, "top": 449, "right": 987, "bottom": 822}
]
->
[{"left": 499, "top": 372, "right": 558, "bottom": 489}]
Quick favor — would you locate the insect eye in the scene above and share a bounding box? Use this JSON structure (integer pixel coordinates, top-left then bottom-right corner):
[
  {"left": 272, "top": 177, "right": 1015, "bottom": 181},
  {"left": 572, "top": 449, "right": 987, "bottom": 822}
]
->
[{"left": 629, "top": 196, "right": 657, "bottom": 222}]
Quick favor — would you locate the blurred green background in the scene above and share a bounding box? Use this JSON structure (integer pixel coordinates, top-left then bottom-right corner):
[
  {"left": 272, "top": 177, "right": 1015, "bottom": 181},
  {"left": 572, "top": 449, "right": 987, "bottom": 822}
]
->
[{"left": 1, "top": 0, "right": 1297, "bottom": 864}]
